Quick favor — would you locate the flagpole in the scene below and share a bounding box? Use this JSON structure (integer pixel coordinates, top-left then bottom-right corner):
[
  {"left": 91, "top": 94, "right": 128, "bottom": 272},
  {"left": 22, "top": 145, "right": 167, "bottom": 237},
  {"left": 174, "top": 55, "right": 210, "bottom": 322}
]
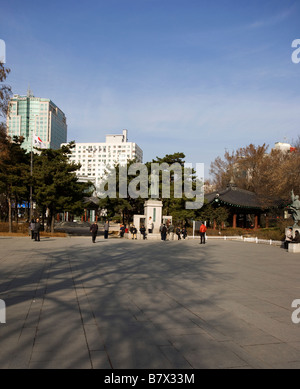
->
[{"left": 29, "top": 132, "right": 33, "bottom": 221}]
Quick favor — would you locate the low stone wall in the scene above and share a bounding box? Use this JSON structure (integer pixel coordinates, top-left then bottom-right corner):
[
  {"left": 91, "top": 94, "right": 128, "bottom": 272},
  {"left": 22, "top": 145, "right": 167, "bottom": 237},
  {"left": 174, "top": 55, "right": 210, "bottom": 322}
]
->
[{"left": 288, "top": 243, "right": 300, "bottom": 253}]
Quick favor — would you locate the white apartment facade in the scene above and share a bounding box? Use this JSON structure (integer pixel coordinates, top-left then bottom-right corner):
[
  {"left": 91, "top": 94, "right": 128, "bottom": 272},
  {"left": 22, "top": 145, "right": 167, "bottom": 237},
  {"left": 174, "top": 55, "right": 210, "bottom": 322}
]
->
[{"left": 63, "top": 130, "right": 143, "bottom": 194}]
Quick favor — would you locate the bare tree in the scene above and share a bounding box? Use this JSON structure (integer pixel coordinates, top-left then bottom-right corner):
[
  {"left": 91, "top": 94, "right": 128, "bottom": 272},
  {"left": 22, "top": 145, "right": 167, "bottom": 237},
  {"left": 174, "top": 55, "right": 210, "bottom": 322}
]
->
[
  {"left": 209, "top": 144, "right": 269, "bottom": 191},
  {"left": 0, "top": 63, "right": 11, "bottom": 120},
  {"left": 210, "top": 142, "right": 300, "bottom": 208}
]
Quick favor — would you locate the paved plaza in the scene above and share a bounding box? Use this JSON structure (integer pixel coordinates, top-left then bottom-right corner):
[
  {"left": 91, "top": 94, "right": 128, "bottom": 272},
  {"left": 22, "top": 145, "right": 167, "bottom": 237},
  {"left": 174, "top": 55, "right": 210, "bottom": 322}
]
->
[{"left": 0, "top": 235, "right": 299, "bottom": 369}]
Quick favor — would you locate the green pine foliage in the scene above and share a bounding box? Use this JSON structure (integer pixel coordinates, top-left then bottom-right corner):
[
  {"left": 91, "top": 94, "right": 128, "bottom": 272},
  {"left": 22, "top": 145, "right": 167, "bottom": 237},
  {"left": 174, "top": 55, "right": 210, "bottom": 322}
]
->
[
  {"left": 0, "top": 135, "right": 30, "bottom": 231},
  {"left": 33, "top": 142, "right": 93, "bottom": 231},
  {"left": 98, "top": 152, "right": 203, "bottom": 226}
]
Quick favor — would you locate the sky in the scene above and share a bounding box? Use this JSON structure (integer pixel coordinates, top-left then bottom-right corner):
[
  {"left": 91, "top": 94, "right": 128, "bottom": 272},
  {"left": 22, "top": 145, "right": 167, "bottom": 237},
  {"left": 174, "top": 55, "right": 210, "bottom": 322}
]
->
[{"left": 1, "top": 0, "right": 300, "bottom": 179}]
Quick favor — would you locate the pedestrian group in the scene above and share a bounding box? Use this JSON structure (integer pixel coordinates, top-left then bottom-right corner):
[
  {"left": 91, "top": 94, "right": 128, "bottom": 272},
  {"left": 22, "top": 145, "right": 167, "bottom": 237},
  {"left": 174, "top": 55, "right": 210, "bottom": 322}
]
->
[
  {"left": 284, "top": 228, "right": 300, "bottom": 250},
  {"left": 29, "top": 217, "right": 207, "bottom": 244},
  {"left": 30, "top": 218, "right": 41, "bottom": 241}
]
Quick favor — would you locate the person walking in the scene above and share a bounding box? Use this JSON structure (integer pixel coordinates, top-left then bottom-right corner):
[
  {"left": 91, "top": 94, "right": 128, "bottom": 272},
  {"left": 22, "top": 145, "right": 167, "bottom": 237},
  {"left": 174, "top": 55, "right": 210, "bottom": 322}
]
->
[
  {"left": 175, "top": 226, "right": 181, "bottom": 240},
  {"left": 160, "top": 224, "right": 167, "bottom": 241},
  {"left": 199, "top": 221, "right": 207, "bottom": 244},
  {"left": 30, "top": 219, "right": 35, "bottom": 239},
  {"left": 168, "top": 224, "right": 174, "bottom": 240},
  {"left": 104, "top": 220, "right": 109, "bottom": 239},
  {"left": 181, "top": 226, "right": 187, "bottom": 239},
  {"left": 159, "top": 223, "right": 164, "bottom": 239},
  {"left": 90, "top": 221, "right": 98, "bottom": 243},
  {"left": 34, "top": 218, "right": 41, "bottom": 241}
]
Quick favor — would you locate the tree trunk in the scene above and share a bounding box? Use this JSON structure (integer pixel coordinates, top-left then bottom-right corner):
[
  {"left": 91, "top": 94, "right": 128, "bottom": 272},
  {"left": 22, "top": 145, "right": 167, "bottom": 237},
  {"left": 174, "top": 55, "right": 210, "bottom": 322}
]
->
[
  {"left": 51, "top": 213, "right": 55, "bottom": 233},
  {"left": 8, "top": 195, "right": 12, "bottom": 233},
  {"left": 41, "top": 206, "right": 46, "bottom": 232},
  {"left": 15, "top": 200, "right": 18, "bottom": 223}
]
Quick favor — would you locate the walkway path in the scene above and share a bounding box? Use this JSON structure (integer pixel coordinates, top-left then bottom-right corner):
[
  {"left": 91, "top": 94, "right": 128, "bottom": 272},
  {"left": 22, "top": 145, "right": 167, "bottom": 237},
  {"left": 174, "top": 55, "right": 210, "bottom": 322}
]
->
[{"left": 0, "top": 236, "right": 299, "bottom": 369}]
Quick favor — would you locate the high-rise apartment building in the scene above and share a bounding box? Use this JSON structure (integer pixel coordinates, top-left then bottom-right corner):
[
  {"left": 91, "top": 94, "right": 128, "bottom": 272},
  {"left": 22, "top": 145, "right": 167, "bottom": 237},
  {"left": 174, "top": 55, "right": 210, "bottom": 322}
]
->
[
  {"left": 63, "top": 130, "right": 143, "bottom": 194},
  {"left": 273, "top": 142, "right": 295, "bottom": 153},
  {"left": 6, "top": 91, "right": 67, "bottom": 152}
]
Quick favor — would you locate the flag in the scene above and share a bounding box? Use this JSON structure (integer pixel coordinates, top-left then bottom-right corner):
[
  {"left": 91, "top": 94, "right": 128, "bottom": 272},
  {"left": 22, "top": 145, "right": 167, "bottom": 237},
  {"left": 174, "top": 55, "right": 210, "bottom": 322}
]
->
[{"left": 33, "top": 134, "right": 46, "bottom": 149}]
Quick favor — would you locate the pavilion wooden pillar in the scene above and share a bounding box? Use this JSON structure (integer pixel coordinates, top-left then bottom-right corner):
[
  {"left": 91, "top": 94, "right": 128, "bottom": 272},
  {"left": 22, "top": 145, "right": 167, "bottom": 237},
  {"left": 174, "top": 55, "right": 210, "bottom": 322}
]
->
[
  {"left": 254, "top": 214, "right": 258, "bottom": 229},
  {"left": 233, "top": 213, "right": 237, "bottom": 229},
  {"left": 243, "top": 214, "right": 247, "bottom": 228},
  {"left": 265, "top": 214, "right": 269, "bottom": 228}
]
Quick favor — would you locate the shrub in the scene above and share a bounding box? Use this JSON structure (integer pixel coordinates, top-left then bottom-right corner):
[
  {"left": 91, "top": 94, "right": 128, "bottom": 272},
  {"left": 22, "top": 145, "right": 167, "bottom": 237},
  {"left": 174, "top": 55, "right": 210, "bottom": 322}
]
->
[{"left": 0, "top": 222, "right": 30, "bottom": 234}]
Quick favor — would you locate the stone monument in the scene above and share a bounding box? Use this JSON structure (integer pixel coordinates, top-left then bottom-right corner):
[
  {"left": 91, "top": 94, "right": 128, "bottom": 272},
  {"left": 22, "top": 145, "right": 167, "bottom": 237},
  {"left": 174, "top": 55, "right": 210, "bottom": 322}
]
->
[
  {"left": 132, "top": 170, "right": 172, "bottom": 238},
  {"left": 286, "top": 190, "right": 300, "bottom": 250},
  {"left": 290, "top": 190, "right": 300, "bottom": 227},
  {"left": 132, "top": 200, "right": 172, "bottom": 239},
  {"left": 144, "top": 199, "right": 163, "bottom": 234}
]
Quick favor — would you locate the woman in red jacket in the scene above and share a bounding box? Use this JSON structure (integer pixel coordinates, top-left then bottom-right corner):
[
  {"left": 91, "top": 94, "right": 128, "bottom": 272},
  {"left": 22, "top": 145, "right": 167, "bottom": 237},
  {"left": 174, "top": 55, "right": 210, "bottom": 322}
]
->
[{"left": 199, "top": 222, "right": 207, "bottom": 244}]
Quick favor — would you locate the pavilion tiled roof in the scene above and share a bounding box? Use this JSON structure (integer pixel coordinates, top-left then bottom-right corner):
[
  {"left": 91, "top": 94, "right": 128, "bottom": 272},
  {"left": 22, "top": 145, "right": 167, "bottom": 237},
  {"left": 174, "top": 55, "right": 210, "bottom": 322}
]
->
[
  {"left": 205, "top": 183, "right": 263, "bottom": 209},
  {"left": 83, "top": 196, "right": 100, "bottom": 207}
]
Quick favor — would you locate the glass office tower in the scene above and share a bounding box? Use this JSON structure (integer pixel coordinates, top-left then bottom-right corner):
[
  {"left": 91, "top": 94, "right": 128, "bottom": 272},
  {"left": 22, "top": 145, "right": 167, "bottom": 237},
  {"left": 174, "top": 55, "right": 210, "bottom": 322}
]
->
[{"left": 6, "top": 91, "right": 67, "bottom": 152}]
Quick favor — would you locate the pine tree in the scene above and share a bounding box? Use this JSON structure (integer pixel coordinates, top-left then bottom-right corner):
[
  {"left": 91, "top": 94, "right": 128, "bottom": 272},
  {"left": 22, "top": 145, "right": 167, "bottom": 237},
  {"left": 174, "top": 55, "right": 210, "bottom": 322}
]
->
[
  {"left": 0, "top": 136, "right": 30, "bottom": 231},
  {"left": 33, "top": 142, "right": 93, "bottom": 232}
]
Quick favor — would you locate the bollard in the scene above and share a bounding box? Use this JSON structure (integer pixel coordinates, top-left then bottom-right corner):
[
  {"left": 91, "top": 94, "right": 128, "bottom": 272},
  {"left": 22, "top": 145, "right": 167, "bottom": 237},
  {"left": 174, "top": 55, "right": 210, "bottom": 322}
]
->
[{"left": 0, "top": 299, "right": 6, "bottom": 323}]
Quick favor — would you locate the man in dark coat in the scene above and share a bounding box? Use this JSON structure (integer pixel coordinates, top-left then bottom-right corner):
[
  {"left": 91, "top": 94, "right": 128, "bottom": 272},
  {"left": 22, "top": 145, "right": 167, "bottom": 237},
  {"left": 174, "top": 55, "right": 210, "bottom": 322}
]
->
[
  {"left": 140, "top": 225, "right": 146, "bottom": 240},
  {"left": 293, "top": 230, "right": 300, "bottom": 243},
  {"left": 90, "top": 221, "right": 98, "bottom": 243},
  {"left": 161, "top": 224, "right": 167, "bottom": 241},
  {"left": 34, "top": 218, "right": 41, "bottom": 241}
]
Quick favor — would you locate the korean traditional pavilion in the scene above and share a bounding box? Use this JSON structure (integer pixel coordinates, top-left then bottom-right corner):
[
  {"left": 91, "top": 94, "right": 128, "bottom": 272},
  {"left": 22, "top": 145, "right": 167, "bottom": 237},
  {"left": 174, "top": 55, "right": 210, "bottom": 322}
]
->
[{"left": 205, "top": 181, "right": 266, "bottom": 229}]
